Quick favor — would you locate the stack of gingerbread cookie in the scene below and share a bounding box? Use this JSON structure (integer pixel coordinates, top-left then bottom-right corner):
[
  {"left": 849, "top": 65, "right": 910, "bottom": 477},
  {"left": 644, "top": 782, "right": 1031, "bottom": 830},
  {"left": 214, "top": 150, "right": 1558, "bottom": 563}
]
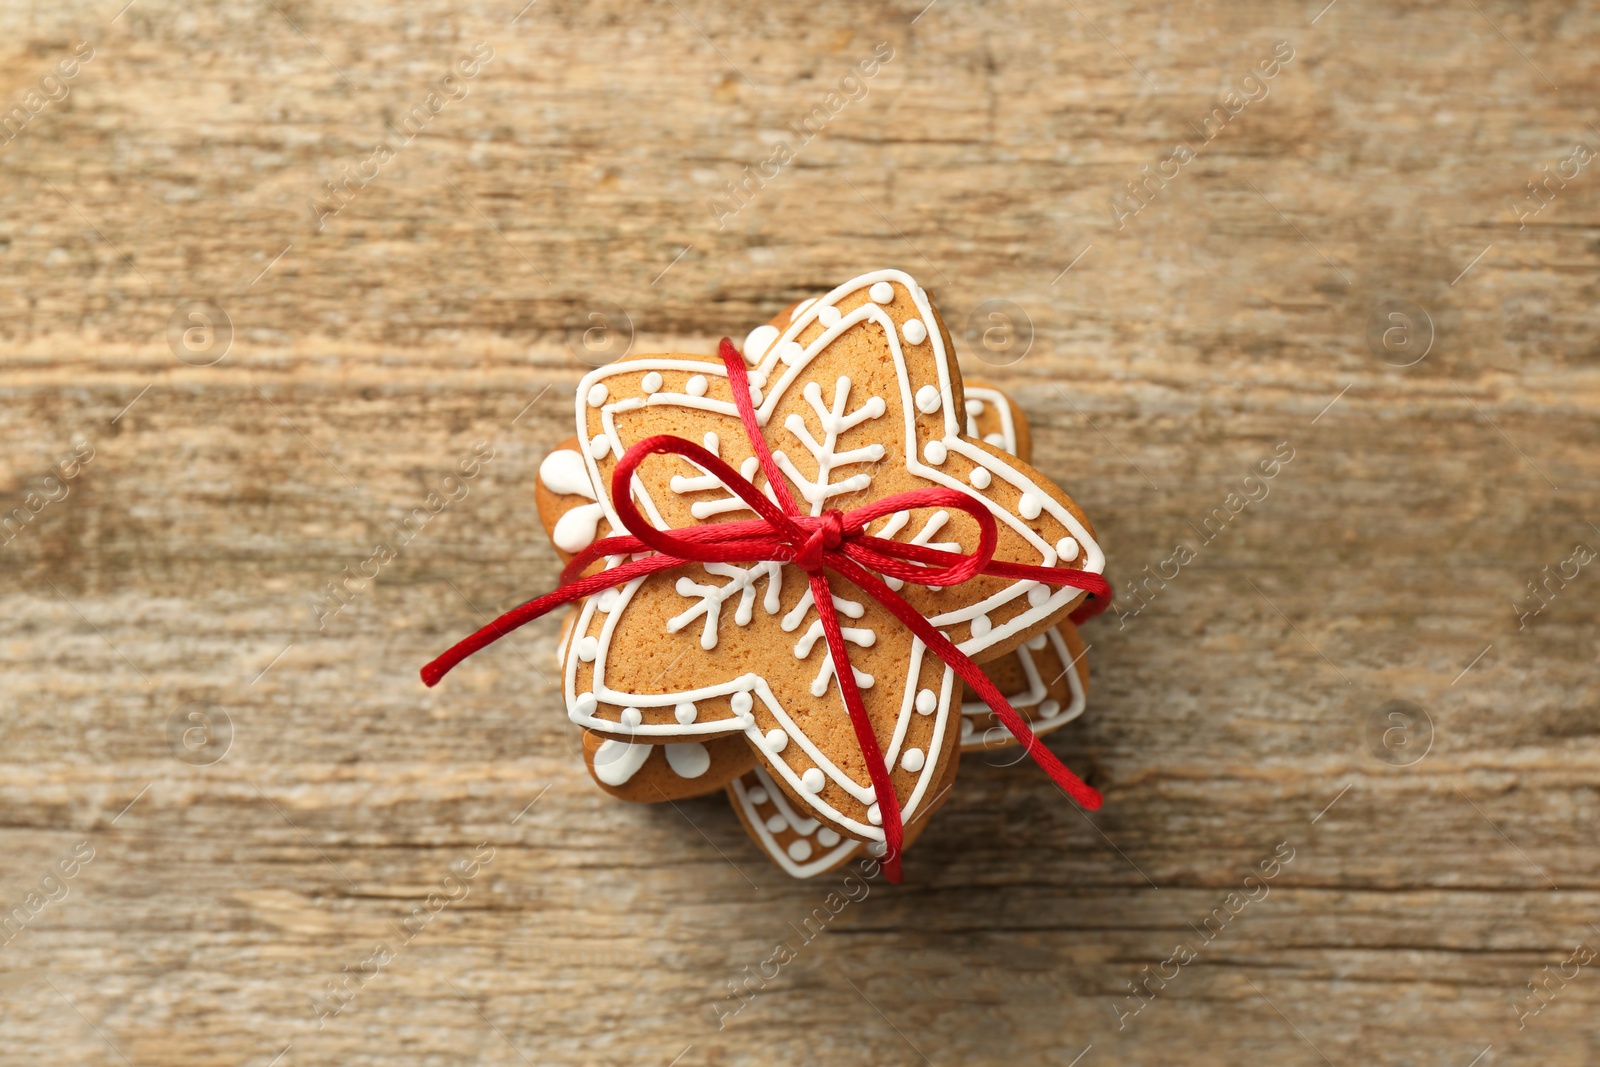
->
[{"left": 526, "top": 270, "right": 1104, "bottom": 878}]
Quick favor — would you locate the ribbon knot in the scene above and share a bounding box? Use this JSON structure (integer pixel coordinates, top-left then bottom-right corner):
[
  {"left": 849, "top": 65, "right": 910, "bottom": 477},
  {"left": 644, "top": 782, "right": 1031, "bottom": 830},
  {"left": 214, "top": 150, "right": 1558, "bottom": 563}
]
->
[
  {"left": 421, "top": 337, "right": 1112, "bottom": 884},
  {"left": 795, "top": 510, "right": 848, "bottom": 571}
]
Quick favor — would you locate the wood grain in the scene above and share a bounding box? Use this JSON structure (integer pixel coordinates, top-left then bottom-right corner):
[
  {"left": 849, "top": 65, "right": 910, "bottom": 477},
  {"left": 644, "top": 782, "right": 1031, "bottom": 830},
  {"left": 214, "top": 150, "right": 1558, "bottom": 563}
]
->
[{"left": 3, "top": 0, "right": 1599, "bottom": 1064}]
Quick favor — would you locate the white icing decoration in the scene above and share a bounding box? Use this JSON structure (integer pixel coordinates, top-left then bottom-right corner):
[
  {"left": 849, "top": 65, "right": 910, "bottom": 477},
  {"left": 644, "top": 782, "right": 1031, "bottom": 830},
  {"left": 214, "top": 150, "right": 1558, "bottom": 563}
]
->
[
  {"left": 587, "top": 434, "right": 610, "bottom": 460},
  {"left": 790, "top": 298, "right": 816, "bottom": 321},
  {"left": 668, "top": 563, "right": 783, "bottom": 649},
  {"left": 577, "top": 636, "right": 598, "bottom": 662},
  {"left": 620, "top": 707, "right": 642, "bottom": 728},
  {"left": 801, "top": 768, "right": 825, "bottom": 792},
  {"left": 867, "top": 802, "right": 881, "bottom": 825},
  {"left": 593, "top": 739, "right": 651, "bottom": 786},
  {"left": 586, "top": 383, "right": 608, "bottom": 407},
  {"left": 816, "top": 827, "right": 841, "bottom": 847},
  {"left": 901, "top": 318, "right": 927, "bottom": 345},
  {"left": 963, "top": 386, "right": 1018, "bottom": 452},
  {"left": 1027, "top": 584, "right": 1050, "bottom": 607},
  {"left": 731, "top": 691, "right": 753, "bottom": 716},
  {"left": 778, "top": 340, "right": 806, "bottom": 365},
  {"left": 1056, "top": 536, "right": 1079, "bottom": 561},
  {"left": 765, "top": 728, "right": 788, "bottom": 753},
  {"left": 915, "top": 385, "right": 941, "bottom": 414},
  {"left": 924, "top": 440, "right": 947, "bottom": 465},
  {"left": 900, "top": 747, "right": 925, "bottom": 772},
  {"left": 553, "top": 502, "right": 605, "bottom": 553},
  {"left": 540, "top": 449, "right": 598, "bottom": 499},
  {"left": 596, "top": 589, "right": 619, "bottom": 612},
  {"left": 787, "top": 839, "right": 813, "bottom": 861},
  {"left": 868, "top": 281, "right": 894, "bottom": 304},
  {"left": 1019, "top": 492, "right": 1042, "bottom": 520},
  {"left": 765, "top": 813, "right": 787, "bottom": 833},
  {"left": 818, "top": 304, "right": 841, "bottom": 327},
  {"left": 794, "top": 618, "right": 875, "bottom": 697},
  {"left": 686, "top": 375, "right": 708, "bottom": 397},
  {"left": 969, "top": 466, "right": 992, "bottom": 489},
  {"left": 744, "top": 324, "right": 780, "bottom": 362},
  {"left": 965, "top": 398, "right": 984, "bottom": 417},
  {"left": 867, "top": 841, "right": 887, "bottom": 856},
  {"left": 665, "top": 742, "right": 711, "bottom": 779},
  {"left": 771, "top": 377, "right": 886, "bottom": 514},
  {"left": 1026, "top": 632, "right": 1048, "bottom": 651},
  {"left": 969, "top": 614, "right": 992, "bottom": 638},
  {"left": 747, "top": 786, "right": 769, "bottom": 805},
  {"left": 915, "top": 689, "right": 936, "bottom": 714},
  {"left": 641, "top": 371, "right": 663, "bottom": 394},
  {"left": 674, "top": 702, "right": 698, "bottom": 724}
]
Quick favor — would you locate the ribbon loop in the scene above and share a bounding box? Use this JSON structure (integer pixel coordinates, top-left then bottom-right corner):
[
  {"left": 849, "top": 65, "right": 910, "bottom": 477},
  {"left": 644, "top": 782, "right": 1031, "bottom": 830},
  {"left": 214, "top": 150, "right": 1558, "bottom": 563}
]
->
[{"left": 421, "top": 338, "right": 1112, "bottom": 884}]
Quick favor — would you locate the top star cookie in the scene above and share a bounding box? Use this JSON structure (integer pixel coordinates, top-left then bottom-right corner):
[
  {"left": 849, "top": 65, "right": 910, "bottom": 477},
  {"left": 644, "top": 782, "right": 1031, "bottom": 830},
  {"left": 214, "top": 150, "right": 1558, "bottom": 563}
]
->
[{"left": 546, "top": 269, "right": 1103, "bottom": 847}]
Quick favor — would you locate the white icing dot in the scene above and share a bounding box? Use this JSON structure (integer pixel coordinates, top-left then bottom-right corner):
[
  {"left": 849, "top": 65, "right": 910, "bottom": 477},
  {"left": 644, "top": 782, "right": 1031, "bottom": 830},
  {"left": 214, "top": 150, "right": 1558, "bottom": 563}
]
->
[
  {"left": 587, "top": 434, "right": 610, "bottom": 460},
  {"left": 1019, "top": 492, "right": 1043, "bottom": 520},
  {"left": 901, "top": 748, "right": 926, "bottom": 773},
  {"left": 596, "top": 589, "right": 620, "bottom": 612},
  {"left": 686, "top": 374, "right": 708, "bottom": 397},
  {"left": 586, "top": 383, "right": 608, "bottom": 407},
  {"left": 867, "top": 802, "right": 882, "bottom": 825},
  {"left": 665, "top": 742, "right": 711, "bottom": 779},
  {"left": 1039, "top": 699, "right": 1061, "bottom": 718},
  {"left": 970, "top": 614, "right": 992, "bottom": 638},
  {"left": 619, "top": 707, "right": 642, "bottom": 728},
  {"left": 924, "top": 440, "right": 947, "bottom": 465},
  {"left": 984, "top": 432, "right": 1005, "bottom": 447},
  {"left": 747, "top": 786, "right": 769, "bottom": 805},
  {"left": 818, "top": 304, "right": 841, "bottom": 327},
  {"left": 641, "top": 371, "right": 663, "bottom": 394},
  {"left": 592, "top": 739, "right": 651, "bottom": 786},
  {"left": 790, "top": 298, "right": 816, "bottom": 322},
  {"left": 572, "top": 692, "right": 597, "bottom": 717},
  {"left": 915, "top": 689, "right": 936, "bottom": 715},
  {"left": 765, "top": 728, "right": 788, "bottom": 753},
  {"left": 787, "top": 839, "right": 814, "bottom": 862},
  {"left": 576, "top": 636, "right": 598, "bottom": 662},
  {"left": 1027, "top": 584, "right": 1051, "bottom": 607},
  {"left": 817, "top": 828, "right": 841, "bottom": 847},
  {"left": 778, "top": 340, "right": 805, "bottom": 366},
  {"left": 961, "top": 717, "right": 975, "bottom": 738},
  {"left": 1056, "top": 536, "right": 1080, "bottom": 561},
  {"left": 901, "top": 318, "right": 928, "bottom": 345},
  {"left": 915, "top": 385, "right": 941, "bottom": 414},
  {"left": 731, "top": 692, "right": 753, "bottom": 716},
  {"left": 801, "top": 768, "right": 826, "bottom": 793},
  {"left": 869, "top": 281, "right": 894, "bottom": 304},
  {"left": 674, "top": 702, "right": 698, "bottom": 724},
  {"left": 1027, "top": 632, "right": 1048, "bottom": 650},
  {"left": 748, "top": 370, "right": 766, "bottom": 388},
  {"left": 744, "top": 324, "right": 779, "bottom": 362},
  {"left": 742, "top": 326, "right": 780, "bottom": 363},
  {"left": 965, "top": 398, "right": 985, "bottom": 417},
  {"left": 969, "top": 467, "right": 992, "bottom": 489},
  {"left": 765, "top": 813, "right": 787, "bottom": 833},
  {"left": 867, "top": 840, "right": 888, "bottom": 857}
]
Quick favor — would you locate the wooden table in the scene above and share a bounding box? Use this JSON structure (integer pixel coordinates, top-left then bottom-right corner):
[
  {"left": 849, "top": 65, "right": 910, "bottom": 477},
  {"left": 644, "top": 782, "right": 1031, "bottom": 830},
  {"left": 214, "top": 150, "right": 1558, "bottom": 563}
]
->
[{"left": 3, "top": 1, "right": 1597, "bottom": 1063}]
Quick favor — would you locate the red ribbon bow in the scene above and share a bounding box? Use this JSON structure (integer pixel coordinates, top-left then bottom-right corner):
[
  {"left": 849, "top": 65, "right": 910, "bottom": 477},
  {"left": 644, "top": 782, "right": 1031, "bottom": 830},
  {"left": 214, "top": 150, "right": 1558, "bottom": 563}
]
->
[{"left": 422, "top": 339, "right": 1111, "bottom": 882}]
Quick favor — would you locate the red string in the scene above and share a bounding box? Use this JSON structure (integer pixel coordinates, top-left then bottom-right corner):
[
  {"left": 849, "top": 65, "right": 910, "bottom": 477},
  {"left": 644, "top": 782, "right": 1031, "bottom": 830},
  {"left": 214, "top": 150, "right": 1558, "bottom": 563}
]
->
[{"left": 421, "top": 338, "right": 1112, "bottom": 882}]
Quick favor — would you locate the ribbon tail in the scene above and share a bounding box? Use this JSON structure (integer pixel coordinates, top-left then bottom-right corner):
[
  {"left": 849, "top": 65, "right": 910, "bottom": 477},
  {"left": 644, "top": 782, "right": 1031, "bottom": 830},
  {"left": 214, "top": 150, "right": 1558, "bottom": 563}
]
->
[
  {"left": 827, "top": 555, "right": 1103, "bottom": 812},
  {"left": 808, "top": 571, "right": 905, "bottom": 885},
  {"left": 420, "top": 553, "right": 683, "bottom": 687}
]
